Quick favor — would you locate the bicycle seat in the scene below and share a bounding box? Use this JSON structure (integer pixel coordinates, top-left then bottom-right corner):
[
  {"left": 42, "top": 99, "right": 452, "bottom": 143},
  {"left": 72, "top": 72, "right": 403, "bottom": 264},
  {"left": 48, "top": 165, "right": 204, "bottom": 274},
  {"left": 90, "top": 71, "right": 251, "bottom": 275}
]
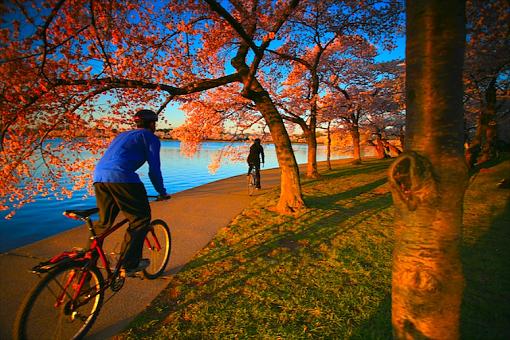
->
[{"left": 63, "top": 208, "right": 99, "bottom": 220}]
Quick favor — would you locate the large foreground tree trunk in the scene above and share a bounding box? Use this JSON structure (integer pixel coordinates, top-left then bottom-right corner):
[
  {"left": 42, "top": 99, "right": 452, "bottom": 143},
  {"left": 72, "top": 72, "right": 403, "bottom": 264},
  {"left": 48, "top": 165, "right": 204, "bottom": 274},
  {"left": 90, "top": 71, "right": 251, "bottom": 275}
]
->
[{"left": 388, "top": 1, "right": 468, "bottom": 339}]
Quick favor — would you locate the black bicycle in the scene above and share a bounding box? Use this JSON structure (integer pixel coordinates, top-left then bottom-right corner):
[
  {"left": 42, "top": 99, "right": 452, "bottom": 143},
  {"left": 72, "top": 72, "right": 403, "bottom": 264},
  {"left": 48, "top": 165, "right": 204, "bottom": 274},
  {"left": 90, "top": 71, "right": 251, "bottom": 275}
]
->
[
  {"left": 247, "top": 166, "right": 257, "bottom": 196},
  {"left": 13, "top": 196, "right": 171, "bottom": 340}
]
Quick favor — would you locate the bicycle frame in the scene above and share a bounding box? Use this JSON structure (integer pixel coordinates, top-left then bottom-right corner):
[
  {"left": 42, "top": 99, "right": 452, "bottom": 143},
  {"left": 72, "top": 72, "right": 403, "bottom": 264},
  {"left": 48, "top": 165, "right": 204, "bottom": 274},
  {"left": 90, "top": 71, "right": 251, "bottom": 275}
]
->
[
  {"left": 30, "top": 200, "right": 169, "bottom": 309},
  {"left": 15, "top": 197, "right": 172, "bottom": 340},
  {"left": 84, "top": 216, "right": 129, "bottom": 279}
]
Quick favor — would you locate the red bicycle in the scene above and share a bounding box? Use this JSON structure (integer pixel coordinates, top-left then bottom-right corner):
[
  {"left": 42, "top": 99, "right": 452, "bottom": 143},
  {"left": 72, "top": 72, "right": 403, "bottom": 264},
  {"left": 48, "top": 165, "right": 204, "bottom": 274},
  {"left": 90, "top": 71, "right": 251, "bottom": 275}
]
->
[{"left": 13, "top": 197, "right": 171, "bottom": 340}]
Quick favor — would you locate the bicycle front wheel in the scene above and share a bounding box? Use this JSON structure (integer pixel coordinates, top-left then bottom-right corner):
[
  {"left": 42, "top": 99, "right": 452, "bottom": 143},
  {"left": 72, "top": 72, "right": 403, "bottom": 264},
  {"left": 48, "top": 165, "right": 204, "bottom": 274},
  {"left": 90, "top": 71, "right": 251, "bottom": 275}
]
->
[
  {"left": 13, "top": 263, "right": 104, "bottom": 340},
  {"left": 142, "top": 219, "right": 171, "bottom": 279}
]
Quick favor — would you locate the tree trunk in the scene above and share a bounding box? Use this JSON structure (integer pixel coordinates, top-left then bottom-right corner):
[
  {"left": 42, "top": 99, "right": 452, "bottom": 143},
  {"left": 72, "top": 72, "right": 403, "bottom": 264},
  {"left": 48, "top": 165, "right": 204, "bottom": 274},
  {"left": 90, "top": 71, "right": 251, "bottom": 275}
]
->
[
  {"left": 465, "top": 113, "right": 483, "bottom": 167},
  {"left": 389, "top": 1, "right": 467, "bottom": 339},
  {"left": 465, "top": 78, "right": 498, "bottom": 167},
  {"left": 374, "top": 132, "right": 389, "bottom": 159},
  {"left": 350, "top": 124, "right": 362, "bottom": 164},
  {"left": 478, "top": 79, "right": 498, "bottom": 164},
  {"left": 383, "top": 140, "right": 403, "bottom": 157},
  {"left": 326, "top": 122, "right": 332, "bottom": 171},
  {"left": 232, "top": 46, "right": 305, "bottom": 214},
  {"left": 399, "top": 126, "right": 405, "bottom": 150},
  {"left": 305, "top": 119, "right": 320, "bottom": 178},
  {"left": 248, "top": 88, "right": 305, "bottom": 213}
]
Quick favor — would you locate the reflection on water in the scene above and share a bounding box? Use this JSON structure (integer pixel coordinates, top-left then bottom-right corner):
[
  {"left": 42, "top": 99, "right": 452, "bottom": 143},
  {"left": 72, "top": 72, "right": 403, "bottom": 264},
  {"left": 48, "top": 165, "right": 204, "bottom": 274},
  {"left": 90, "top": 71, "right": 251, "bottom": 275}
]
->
[{"left": 0, "top": 141, "right": 345, "bottom": 252}]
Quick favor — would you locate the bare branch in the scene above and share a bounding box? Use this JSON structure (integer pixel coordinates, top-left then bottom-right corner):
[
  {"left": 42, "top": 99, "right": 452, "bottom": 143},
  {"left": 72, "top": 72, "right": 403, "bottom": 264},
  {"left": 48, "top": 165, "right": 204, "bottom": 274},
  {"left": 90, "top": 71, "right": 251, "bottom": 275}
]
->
[
  {"left": 0, "top": 25, "right": 90, "bottom": 65},
  {"left": 245, "top": 0, "right": 300, "bottom": 90},
  {"left": 157, "top": 95, "right": 176, "bottom": 114},
  {"left": 266, "top": 48, "right": 312, "bottom": 69},
  {"left": 89, "top": 0, "right": 114, "bottom": 74},
  {"left": 39, "top": 0, "right": 67, "bottom": 79},
  {"left": 12, "top": 0, "right": 36, "bottom": 26}
]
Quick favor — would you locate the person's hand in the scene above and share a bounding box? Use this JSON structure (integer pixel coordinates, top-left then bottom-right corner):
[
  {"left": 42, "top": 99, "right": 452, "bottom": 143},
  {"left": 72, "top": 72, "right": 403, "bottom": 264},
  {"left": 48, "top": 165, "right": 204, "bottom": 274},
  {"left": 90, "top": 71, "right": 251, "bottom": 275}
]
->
[{"left": 157, "top": 194, "right": 171, "bottom": 201}]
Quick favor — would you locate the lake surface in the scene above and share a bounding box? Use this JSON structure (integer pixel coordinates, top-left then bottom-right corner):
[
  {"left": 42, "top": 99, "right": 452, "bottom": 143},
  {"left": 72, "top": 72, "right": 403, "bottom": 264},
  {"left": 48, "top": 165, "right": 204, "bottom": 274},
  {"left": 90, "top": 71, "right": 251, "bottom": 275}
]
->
[{"left": 0, "top": 140, "right": 346, "bottom": 252}]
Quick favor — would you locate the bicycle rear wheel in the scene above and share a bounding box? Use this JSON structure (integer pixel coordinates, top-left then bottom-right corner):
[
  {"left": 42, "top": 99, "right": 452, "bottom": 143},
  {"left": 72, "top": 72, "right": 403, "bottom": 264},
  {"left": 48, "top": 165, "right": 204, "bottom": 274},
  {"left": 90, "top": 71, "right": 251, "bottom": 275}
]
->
[
  {"left": 142, "top": 219, "right": 171, "bottom": 279},
  {"left": 13, "top": 263, "right": 104, "bottom": 340},
  {"left": 248, "top": 172, "right": 256, "bottom": 196}
]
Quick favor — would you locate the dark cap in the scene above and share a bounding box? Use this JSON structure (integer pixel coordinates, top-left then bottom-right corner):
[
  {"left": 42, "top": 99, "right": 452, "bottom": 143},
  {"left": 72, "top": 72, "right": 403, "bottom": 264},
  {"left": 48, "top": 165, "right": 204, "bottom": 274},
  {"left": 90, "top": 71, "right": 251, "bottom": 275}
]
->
[{"left": 134, "top": 109, "right": 158, "bottom": 122}]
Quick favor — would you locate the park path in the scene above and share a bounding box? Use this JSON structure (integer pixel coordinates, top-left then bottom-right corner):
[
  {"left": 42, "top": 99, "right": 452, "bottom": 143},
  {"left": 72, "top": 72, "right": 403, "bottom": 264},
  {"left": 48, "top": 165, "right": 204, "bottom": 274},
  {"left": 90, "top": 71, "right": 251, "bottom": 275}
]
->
[{"left": 0, "top": 167, "right": 285, "bottom": 339}]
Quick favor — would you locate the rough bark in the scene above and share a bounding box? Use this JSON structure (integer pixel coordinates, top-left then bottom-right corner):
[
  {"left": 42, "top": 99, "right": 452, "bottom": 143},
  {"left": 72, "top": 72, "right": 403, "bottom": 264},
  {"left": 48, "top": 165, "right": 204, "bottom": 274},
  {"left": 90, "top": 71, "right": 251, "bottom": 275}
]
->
[{"left": 389, "top": 1, "right": 468, "bottom": 339}]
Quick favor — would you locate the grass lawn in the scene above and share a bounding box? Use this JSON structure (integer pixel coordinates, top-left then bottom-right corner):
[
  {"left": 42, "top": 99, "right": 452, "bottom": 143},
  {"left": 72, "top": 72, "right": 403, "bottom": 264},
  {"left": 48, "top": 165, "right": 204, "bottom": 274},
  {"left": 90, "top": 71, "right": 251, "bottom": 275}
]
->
[{"left": 119, "top": 157, "right": 510, "bottom": 339}]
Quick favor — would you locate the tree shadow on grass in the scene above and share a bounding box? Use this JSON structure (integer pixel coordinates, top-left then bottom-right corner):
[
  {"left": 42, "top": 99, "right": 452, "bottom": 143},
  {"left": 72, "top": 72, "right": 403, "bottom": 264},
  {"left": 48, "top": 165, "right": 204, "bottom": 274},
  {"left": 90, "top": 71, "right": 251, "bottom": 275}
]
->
[
  {"left": 350, "top": 293, "right": 392, "bottom": 339},
  {"left": 184, "top": 177, "right": 390, "bottom": 270},
  {"left": 305, "top": 160, "right": 392, "bottom": 185},
  {"left": 305, "top": 177, "right": 388, "bottom": 209},
  {"left": 460, "top": 198, "right": 510, "bottom": 339},
  {"left": 129, "top": 177, "right": 395, "bottom": 338},
  {"left": 348, "top": 198, "right": 510, "bottom": 339}
]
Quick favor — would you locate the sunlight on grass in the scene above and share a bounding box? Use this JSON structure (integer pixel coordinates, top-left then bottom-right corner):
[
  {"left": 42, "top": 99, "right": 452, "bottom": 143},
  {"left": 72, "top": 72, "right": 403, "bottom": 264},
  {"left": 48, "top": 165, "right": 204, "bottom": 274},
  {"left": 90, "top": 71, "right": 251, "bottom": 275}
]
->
[{"left": 120, "top": 158, "right": 510, "bottom": 339}]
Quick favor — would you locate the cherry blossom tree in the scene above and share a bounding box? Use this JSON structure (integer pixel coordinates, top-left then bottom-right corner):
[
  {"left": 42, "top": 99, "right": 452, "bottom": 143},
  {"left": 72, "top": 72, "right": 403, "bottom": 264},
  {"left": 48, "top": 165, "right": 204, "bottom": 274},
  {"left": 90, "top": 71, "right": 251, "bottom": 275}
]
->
[
  {"left": 463, "top": 0, "right": 509, "bottom": 167},
  {"left": 322, "top": 59, "right": 404, "bottom": 162},
  {"left": 1, "top": 0, "right": 310, "bottom": 214},
  {"left": 364, "top": 65, "right": 405, "bottom": 158},
  {"left": 267, "top": 0, "right": 403, "bottom": 177}
]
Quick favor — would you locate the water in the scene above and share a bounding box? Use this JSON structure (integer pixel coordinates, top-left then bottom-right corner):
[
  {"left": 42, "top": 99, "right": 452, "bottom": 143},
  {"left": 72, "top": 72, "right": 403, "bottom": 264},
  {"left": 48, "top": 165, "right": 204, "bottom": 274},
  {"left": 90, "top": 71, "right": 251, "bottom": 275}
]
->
[{"left": 0, "top": 140, "right": 345, "bottom": 252}]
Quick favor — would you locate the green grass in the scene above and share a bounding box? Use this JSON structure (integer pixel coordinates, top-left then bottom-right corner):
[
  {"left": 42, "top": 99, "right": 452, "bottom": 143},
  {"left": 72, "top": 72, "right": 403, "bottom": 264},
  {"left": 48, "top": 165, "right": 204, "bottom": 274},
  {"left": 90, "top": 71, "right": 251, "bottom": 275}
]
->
[{"left": 119, "top": 157, "right": 510, "bottom": 339}]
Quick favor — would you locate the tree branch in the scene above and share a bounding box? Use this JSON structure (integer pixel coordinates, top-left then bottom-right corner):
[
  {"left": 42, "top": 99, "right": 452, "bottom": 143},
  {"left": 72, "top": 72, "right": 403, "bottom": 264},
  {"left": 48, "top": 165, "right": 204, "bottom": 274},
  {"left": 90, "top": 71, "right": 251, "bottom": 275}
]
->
[
  {"left": 267, "top": 48, "right": 312, "bottom": 69},
  {"left": 54, "top": 73, "right": 242, "bottom": 95},
  {"left": 89, "top": 0, "right": 114, "bottom": 75},
  {"left": 157, "top": 94, "right": 176, "bottom": 114},
  {"left": 0, "top": 25, "right": 90, "bottom": 65},
  {"left": 203, "top": 0, "right": 262, "bottom": 58}
]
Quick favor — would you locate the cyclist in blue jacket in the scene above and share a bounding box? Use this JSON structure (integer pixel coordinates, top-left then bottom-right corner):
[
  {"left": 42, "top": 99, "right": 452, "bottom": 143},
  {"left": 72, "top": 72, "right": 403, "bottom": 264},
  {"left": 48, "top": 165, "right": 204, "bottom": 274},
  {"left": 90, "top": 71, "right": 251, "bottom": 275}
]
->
[{"left": 93, "top": 109, "right": 170, "bottom": 275}]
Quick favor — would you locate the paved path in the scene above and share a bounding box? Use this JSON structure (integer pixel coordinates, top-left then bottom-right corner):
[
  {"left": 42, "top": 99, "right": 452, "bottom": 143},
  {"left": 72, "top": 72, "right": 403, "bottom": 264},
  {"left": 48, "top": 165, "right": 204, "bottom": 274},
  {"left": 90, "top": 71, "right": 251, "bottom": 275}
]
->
[{"left": 0, "top": 167, "right": 284, "bottom": 340}]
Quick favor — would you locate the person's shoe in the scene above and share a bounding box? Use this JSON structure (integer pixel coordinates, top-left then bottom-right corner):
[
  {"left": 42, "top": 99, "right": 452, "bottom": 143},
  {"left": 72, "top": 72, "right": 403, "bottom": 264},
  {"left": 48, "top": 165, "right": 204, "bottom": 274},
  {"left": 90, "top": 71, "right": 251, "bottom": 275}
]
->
[{"left": 124, "top": 259, "right": 150, "bottom": 277}]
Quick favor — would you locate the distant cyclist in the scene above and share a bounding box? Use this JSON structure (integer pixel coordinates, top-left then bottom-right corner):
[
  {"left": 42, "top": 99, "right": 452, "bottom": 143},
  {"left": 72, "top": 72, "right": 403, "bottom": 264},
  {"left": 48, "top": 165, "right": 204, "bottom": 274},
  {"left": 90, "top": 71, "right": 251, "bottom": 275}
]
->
[
  {"left": 93, "top": 109, "right": 170, "bottom": 275},
  {"left": 247, "top": 138, "right": 265, "bottom": 189}
]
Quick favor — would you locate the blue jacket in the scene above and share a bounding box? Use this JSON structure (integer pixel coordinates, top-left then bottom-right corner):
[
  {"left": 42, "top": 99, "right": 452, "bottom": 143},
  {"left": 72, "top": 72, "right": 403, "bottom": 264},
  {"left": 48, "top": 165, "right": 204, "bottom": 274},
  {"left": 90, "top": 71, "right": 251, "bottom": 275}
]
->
[{"left": 93, "top": 129, "right": 167, "bottom": 195}]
